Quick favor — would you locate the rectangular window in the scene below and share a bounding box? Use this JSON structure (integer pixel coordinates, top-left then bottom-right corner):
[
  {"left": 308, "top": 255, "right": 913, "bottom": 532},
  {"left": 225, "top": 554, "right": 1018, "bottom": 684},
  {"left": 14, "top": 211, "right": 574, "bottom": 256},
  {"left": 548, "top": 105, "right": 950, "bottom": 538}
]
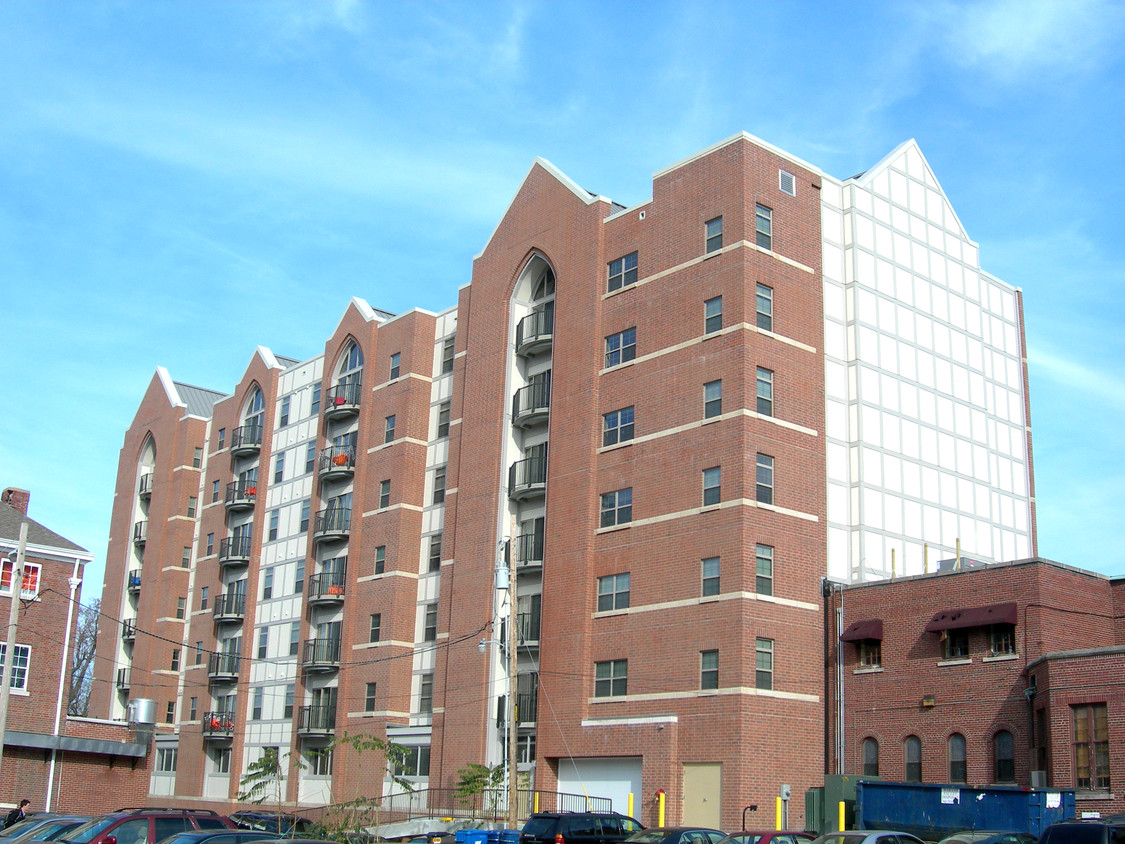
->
[
  {"left": 200, "top": 586, "right": 209, "bottom": 610},
  {"left": 206, "top": 533, "right": 214, "bottom": 556},
  {"left": 305, "top": 443, "right": 316, "bottom": 474},
  {"left": 289, "top": 622, "right": 300, "bottom": 657},
  {"left": 756, "top": 283, "right": 773, "bottom": 332},
  {"left": 187, "top": 497, "right": 197, "bottom": 518},
  {"left": 441, "top": 336, "right": 455, "bottom": 374},
  {"left": 310, "top": 748, "right": 333, "bottom": 777},
  {"left": 395, "top": 746, "right": 432, "bottom": 778},
  {"left": 217, "top": 428, "right": 226, "bottom": 449},
  {"left": 755, "top": 638, "right": 774, "bottom": 690},
  {"left": 385, "top": 414, "right": 396, "bottom": 443},
  {"left": 294, "top": 559, "right": 305, "bottom": 594},
  {"left": 279, "top": 396, "right": 290, "bottom": 427},
  {"left": 602, "top": 406, "right": 635, "bottom": 447},
  {"left": 215, "top": 747, "right": 231, "bottom": 774},
  {"left": 423, "top": 603, "right": 438, "bottom": 642},
  {"left": 756, "top": 454, "right": 774, "bottom": 505},
  {"left": 379, "top": 480, "right": 391, "bottom": 509},
  {"left": 195, "top": 641, "right": 203, "bottom": 665},
  {"left": 755, "top": 204, "right": 772, "bottom": 250},
  {"left": 432, "top": 465, "right": 447, "bottom": 504},
  {"left": 192, "top": 447, "right": 202, "bottom": 469},
  {"left": 176, "top": 596, "right": 186, "bottom": 619},
  {"left": 755, "top": 544, "right": 774, "bottom": 596},
  {"left": 263, "top": 568, "right": 274, "bottom": 599},
  {"left": 0, "top": 644, "right": 30, "bottom": 690},
  {"left": 945, "top": 631, "right": 970, "bottom": 659},
  {"left": 257, "top": 627, "right": 268, "bottom": 659},
  {"left": 374, "top": 545, "right": 386, "bottom": 575},
  {"left": 428, "top": 534, "right": 442, "bottom": 573},
  {"left": 170, "top": 648, "right": 181, "bottom": 672},
  {"left": 702, "top": 466, "right": 721, "bottom": 506},
  {"left": 300, "top": 499, "right": 310, "bottom": 533},
  {"left": 701, "top": 557, "right": 720, "bottom": 597},
  {"left": 189, "top": 697, "right": 197, "bottom": 720},
  {"left": 597, "top": 573, "right": 630, "bottom": 612},
  {"left": 252, "top": 687, "right": 264, "bottom": 720},
  {"left": 991, "top": 624, "right": 1016, "bottom": 656},
  {"left": 181, "top": 546, "right": 191, "bottom": 567},
  {"left": 704, "top": 296, "right": 723, "bottom": 334},
  {"left": 419, "top": 672, "right": 434, "bottom": 713},
  {"left": 166, "top": 701, "right": 175, "bottom": 724},
  {"left": 268, "top": 509, "right": 279, "bottom": 541},
  {"left": 518, "top": 734, "right": 536, "bottom": 764},
  {"left": 274, "top": 452, "right": 285, "bottom": 484},
  {"left": 604, "top": 328, "right": 637, "bottom": 368},
  {"left": 607, "top": 251, "right": 638, "bottom": 292},
  {"left": 157, "top": 746, "right": 178, "bottom": 772},
  {"left": 756, "top": 367, "right": 774, "bottom": 416},
  {"left": 390, "top": 352, "right": 401, "bottom": 380},
  {"left": 705, "top": 216, "right": 723, "bottom": 253},
  {"left": 859, "top": 640, "right": 882, "bottom": 668},
  {"left": 369, "top": 613, "right": 382, "bottom": 643},
  {"left": 600, "top": 488, "right": 633, "bottom": 528},
  {"left": 704, "top": 380, "right": 722, "bottom": 419},
  {"left": 594, "top": 659, "right": 627, "bottom": 697},
  {"left": 211, "top": 479, "right": 220, "bottom": 502},
  {"left": 284, "top": 684, "right": 294, "bottom": 718},
  {"left": 701, "top": 650, "right": 719, "bottom": 690},
  {"left": 437, "top": 401, "right": 451, "bottom": 438},
  {"left": 310, "top": 384, "right": 321, "bottom": 416},
  {"left": 0, "top": 562, "right": 40, "bottom": 598},
  {"left": 365, "top": 682, "right": 377, "bottom": 712}
]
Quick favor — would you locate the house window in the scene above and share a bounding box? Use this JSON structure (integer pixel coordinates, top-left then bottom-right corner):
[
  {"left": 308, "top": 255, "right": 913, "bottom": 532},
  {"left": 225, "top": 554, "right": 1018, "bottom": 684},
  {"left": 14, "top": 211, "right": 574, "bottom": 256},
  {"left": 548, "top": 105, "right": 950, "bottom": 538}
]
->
[
  {"left": 165, "top": 701, "right": 175, "bottom": 724},
  {"left": 206, "top": 533, "right": 214, "bottom": 555},
  {"left": 385, "top": 415, "right": 396, "bottom": 443},
  {"left": 268, "top": 509, "right": 279, "bottom": 541},
  {"left": 441, "top": 336, "right": 456, "bottom": 374},
  {"left": 310, "top": 748, "right": 333, "bottom": 777},
  {"left": 704, "top": 380, "right": 722, "bottom": 419},
  {"left": 187, "top": 497, "right": 197, "bottom": 518},
  {"left": 419, "top": 672, "right": 434, "bottom": 713},
  {"left": 257, "top": 627, "right": 268, "bottom": 659},
  {"left": 604, "top": 328, "right": 637, "bottom": 368},
  {"left": 279, "top": 396, "right": 290, "bottom": 427},
  {"left": 995, "top": 730, "right": 1015, "bottom": 782},
  {"left": 437, "top": 401, "right": 451, "bottom": 438},
  {"left": 602, "top": 406, "right": 635, "bottom": 447},
  {"left": 375, "top": 545, "right": 386, "bottom": 575},
  {"left": 756, "top": 283, "right": 773, "bottom": 332},
  {"left": 594, "top": 659, "right": 628, "bottom": 697},
  {"left": 1074, "top": 703, "right": 1110, "bottom": 790},
  {"left": 755, "top": 204, "right": 772, "bottom": 250},
  {"left": 252, "top": 687, "right": 264, "bottom": 720},
  {"left": 176, "top": 597, "right": 186, "bottom": 619},
  {"left": 263, "top": 568, "right": 274, "bottom": 599},
  {"left": 518, "top": 734, "right": 536, "bottom": 764},
  {"left": 181, "top": 546, "right": 191, "bottom": 567},
  {"left": 0, "top": 644, "right": 30, "bottom": 690},
  {"left": 379, "top": 480, "right": 391, "bottom": 509},
  {"left": 600, "top": 488, "right": 633, "bottom": 528},
  {"left": 365, "top": 682, "right": 377, "bottom": 712},
  {"left": 597, "top": 573, "right": 630, "bottom": 612},
  {"left": 991, "top": 624, "right": 1015, "bottom": 655},
  {"left": 390, "top": 352, "right": 401, "bottom": 380},
  {"left": 700, "top": 650, "right": 719, "bottom": 690},
  {"left": 705, "top": 216, "right": 723, "bottom": 253},
  {"left": 311, "top": 384, "right": 321, "bottom": 415},
  {"left": 294, "top": 558, "right": 304, "bottom": 593},
  {"left": 305, "top": 443, "right": 316, "bottom": 474},
  {"left": 704, "top": 296, "right": 722, "bottom": 334},
  {"left": 858, "top": 640, "right": 882, "bottom": 668},
  {"left": 756, "top": 367, "right": 774, "bottom": 416},
  {"left": 756, "top": 454, "right": 774, "bottom": 505},
  {"left": 423, "top": 603, "right": 438, "bottom": 642},
  {"left": 432, "top": 465, "right": 447, "bottom": 504},
  {"left": 428, "top": 535, "right": 442, "bottom": 573},
  {"left": 949, "top": 733, "right": 967, "bottom": 783},
  {"left": 755, "top": 638, "right": 773, "bottom": 690},
  {"left": 211, "top": 479, "right": 220, "bottom": 502},
  {"left": 217, "top": 428, "right": 226, "bottom": 449},
  {"left": 905, "top": 736, "right": 922, "bottom": 782},
  {"left": 369, "top": 614, "right": 381, "bottom": 643},
  {"left": 215, "top": 747, "right": 231, "bottom": 774},
  {"left": 944, "top": 630, "right": 970, "bottom": 660},
  {"left": 170, "top": 648, "right": 181, "bottom": 672},
  {"left": 289, "top": 622, "right": 300, "bottom": 656},
  {"left": 283, "top": 684, "right": 294, "bottom": 718},
  {"left": 701, "top": 557, "right": 720, "bottom": 597},
  {"left": 299, "top": 499, "right": 310, "bottom": 533},
  {"left": 274, "top": 452, "right": 285, "bottom": 484},
  {"left": 608, "top": 252, "right": 638, "bottom": 292},
  {"left": 395, "top": 746, "right": 431, "bottom": 778},
  {"left": 755, "top": 544, "right": 774, "bottom": 595},
  {"left": 863, "top": 738, "right": 879, "bottom": 776},
  {"left": 192, "top": 447, "right": 202, "bottom": 469},
  {"left": 200, "top": 586, "right": 209, "bottom": 610},
  {"left": 195, "top": 642, "right": 203, "bottom": 665},
  {"left": 189, "top": 697, "right": 197, "bottom": 720},
  {"left": 702, "top": 466, "right": 721, "bottom": 506}
]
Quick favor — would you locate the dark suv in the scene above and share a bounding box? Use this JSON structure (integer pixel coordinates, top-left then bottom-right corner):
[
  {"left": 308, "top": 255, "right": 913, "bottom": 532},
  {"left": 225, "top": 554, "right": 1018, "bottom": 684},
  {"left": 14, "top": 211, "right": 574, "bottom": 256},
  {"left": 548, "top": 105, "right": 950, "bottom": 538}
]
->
[
  {"left": 1038, "top": 822, "right": 1125, "bottom": 844},
  {"left": 60, "top": 809, "right": 234, "bottom": 844},
  {"left": 521, "top": 813, "right": 644, "bottom": 844}
]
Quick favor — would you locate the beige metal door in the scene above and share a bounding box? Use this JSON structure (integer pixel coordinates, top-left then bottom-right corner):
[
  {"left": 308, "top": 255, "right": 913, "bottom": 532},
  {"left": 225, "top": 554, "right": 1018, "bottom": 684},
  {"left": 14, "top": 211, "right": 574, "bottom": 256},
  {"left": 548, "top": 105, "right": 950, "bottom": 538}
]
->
[{"left": 682, "top": 762, "right": 721, "bottom": 827}]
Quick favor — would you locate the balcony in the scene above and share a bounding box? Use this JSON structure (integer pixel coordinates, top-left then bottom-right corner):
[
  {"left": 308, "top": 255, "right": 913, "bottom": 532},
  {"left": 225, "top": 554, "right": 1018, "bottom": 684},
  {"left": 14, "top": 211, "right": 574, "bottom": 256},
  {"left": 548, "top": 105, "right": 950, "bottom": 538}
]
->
[
  {"left": 301, "top": 638, "right": 341, "bottom": 672},
  {"left": 515, "top": 309, "right": 554, "bottom": 357},
  {"left": 115, "top": 667, "right": 130, "bottom": 691},
  {"left": 513, "top": 531, "right": 544, "bottom": 570},
  {"left": 127, "top": 569, "right": 142, "bottom": 595},
  {"left": 218, "top": 536, "right": 252, "bottom": 569},
  {"left": 511, "top": 381, "right": 551, "bottom": 428},
  {"left": 318, "top": 445, "right": 356, "bottom": 481},
  {"left": 517, "top": 611, "right": 541, "bottom": 646},
  {"left": 296, "top": 704, "right": 337, "bottom": 738},
  {"left": 212, "top": 593, "right": 246, "bottom": 625},
  {"left": 122, "top": 618, "right": 137, "bottom": 643},
  {"left": 138, "top": 472, "right": 153, "bottom": 500},
  {"left": 324, "top": 382, "right": 362, "bottom": 420},
  {"left": 201, "top": 711, "right": 235, "bottom": 740},
  {"left": 224, "top": 480, "right": 257, "bottom": 512},
  {"left": 307, "top": 567, "right": 347, "bottom": 607},
  {"left": 508, "top": 455, "right": 547, "bottom": 501},
  {"left": 313, "top": 508, "right": 350, "bottom": 545},
  {"left": 207, "top": 652, "right": 241, "bottom": 683},
  {"left": 517, "top": 674, "right": 538, "bottom": 725},
  {"left": 132, "top": 520, "right": 147, "bottom": 546},
  {"left": 230, "top": 424, "right": 262, "bottom": 458}
]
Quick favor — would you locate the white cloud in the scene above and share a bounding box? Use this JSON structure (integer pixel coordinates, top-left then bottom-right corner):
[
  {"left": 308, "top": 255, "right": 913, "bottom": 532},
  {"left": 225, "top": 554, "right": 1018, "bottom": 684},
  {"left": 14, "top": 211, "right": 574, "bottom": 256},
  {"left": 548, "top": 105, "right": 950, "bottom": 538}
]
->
[{"left": 1029, "top": 345, "right": 1125, "bottom": 412}]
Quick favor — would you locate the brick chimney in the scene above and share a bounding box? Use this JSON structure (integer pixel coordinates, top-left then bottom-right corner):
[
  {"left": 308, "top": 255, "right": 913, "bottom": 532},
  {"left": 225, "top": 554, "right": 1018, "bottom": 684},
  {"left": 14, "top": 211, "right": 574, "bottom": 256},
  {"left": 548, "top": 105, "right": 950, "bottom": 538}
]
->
[{"left": 1, "top": 488, "right": 30, "bottom": 516}]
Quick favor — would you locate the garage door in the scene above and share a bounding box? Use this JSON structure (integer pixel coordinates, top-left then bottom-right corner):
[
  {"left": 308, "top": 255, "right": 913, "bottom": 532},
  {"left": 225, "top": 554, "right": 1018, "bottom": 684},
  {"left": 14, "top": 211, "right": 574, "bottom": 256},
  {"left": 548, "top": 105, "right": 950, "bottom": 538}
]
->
[{"left": 557, "top": 757, "right": 643, "bottom": 816}]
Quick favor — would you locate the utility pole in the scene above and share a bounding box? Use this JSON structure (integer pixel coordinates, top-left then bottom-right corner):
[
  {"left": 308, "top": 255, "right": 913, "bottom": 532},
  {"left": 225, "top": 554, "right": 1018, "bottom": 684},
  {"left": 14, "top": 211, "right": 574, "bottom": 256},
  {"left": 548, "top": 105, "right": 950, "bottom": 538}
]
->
[{"left": 0, "top": 521, "right": 29, "bottom": 785}]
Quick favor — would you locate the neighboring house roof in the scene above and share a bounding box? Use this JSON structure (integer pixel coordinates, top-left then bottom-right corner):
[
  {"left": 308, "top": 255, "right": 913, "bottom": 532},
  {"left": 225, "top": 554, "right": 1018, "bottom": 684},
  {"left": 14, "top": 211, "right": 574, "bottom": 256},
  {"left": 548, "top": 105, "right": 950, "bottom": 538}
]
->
[
  {"left": 172, "top": 382, "right": 228, "bottom": 418},
  {"left": 0, "top": 502, "right": 88, "bottom": 554}
]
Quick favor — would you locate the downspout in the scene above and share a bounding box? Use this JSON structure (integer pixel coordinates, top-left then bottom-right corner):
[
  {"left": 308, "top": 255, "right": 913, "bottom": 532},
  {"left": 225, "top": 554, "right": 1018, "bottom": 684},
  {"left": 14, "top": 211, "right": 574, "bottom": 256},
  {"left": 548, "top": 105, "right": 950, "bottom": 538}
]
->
[
  {"left": 46, "top": 558, "right": 83, "bottom": 811},
  {"left": 835, "top": 603, "right": 845, "bottom": 774}
]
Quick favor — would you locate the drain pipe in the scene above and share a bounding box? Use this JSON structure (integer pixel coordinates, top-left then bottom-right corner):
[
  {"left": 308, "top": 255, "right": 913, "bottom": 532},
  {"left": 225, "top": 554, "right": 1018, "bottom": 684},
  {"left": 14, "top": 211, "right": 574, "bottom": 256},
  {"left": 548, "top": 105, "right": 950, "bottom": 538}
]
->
[{"left": 46, "top": 559, "right": 83, "bottom": 811}]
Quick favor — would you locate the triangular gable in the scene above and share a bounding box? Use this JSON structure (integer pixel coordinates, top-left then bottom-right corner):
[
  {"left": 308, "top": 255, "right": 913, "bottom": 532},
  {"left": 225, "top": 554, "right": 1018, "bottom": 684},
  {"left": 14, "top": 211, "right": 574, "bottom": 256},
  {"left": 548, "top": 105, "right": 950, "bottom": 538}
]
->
[
  {"left": 327, "top": 296, "right": 387, "bottom": 340},
  {"left": 155, "top": 366, "right": 185, "bottom": 410}
]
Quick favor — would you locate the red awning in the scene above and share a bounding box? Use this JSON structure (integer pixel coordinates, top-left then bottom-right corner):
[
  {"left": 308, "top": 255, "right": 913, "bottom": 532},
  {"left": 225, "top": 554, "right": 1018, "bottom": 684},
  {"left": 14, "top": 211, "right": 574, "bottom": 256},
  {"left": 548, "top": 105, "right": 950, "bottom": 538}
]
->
[
  {"left": 924, "top": 602, "right": 1017, "bottom": 632},
  {"left": 840, "top": 618, "right": 883, "bottom": 642}
]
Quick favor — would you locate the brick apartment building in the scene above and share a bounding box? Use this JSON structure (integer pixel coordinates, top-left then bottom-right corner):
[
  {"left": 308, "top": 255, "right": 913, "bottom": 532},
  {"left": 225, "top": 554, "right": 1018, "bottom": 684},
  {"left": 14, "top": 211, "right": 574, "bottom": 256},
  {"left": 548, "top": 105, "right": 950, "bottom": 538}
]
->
[
  {"left": 91, "top": 133, "right": 1035, "bottom": 829},
  {"left": 0, "top": 487, "right": 150, "bottom": 815},
  {"left": 828, "top": 557, "right": 1125, "bottom": 817}
]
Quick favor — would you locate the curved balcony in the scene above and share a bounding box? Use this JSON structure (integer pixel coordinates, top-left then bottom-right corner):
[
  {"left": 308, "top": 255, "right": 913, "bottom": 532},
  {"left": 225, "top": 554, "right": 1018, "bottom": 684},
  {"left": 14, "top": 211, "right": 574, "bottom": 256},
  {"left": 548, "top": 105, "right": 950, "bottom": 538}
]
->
[
  {"left": 207, "top": 652, "right": 241, "bottom": 683},
  {"left": 515, "top": 309, "right": 554, "bottom": 357},
  {"left": 224, "top": 480, "right": 257, "bottom": 512},
  {"left": 132, "top": 520, "right": 147, "bottom": 546},
  {"left": 127, "top": 569, "right": 142, "bottom": 595},
  {"left": 212, "top": 593, "right": 246, "bottom": 625},
  {"left": 301, "top": 638, "right": 341, "bottom": 672},
  {"left": 218, "top": 536, "right": 252, "bottom": 569},
  {"left": 318, "top": 445, "right": 356, "bottom": 481},
  {"left": 514, "top": 530, "right": 544, "bottom": 570},
  {"left": 122, "top": 618, "right": 137, "bottom": 643},
  {"left": 230, "top": 423, "right": 262, "bottom": 458},
  {"left": 307, "top": 567, "right": 347, "bottom": 607},
  {"left": 512, "top": 381, "right": 551, "bottom": 428},
  {"left": 508, "top": 455, "right": 547, "bottom": 501},
  {"left": 138, "top": 472, "right": 153, "bottom": 500},
  {"left": 115, "top": 667, "right": 130, "bottom": 691},
  {"left": 201, "top": 711, "right": 235, "bottom": 740},
  {"left": 324, "top": 382, "right": 362, "bottom": 421},
  {"left": 313, "top": 508, "right": 350, "bottom": 545},
  {"left": 296, "top": 704, "right": 337, "bottom": 739}
]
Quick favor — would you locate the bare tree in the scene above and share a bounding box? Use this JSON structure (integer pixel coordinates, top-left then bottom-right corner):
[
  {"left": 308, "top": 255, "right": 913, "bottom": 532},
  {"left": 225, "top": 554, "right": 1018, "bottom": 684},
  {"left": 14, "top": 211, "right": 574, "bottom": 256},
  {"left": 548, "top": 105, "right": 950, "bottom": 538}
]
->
[{"left": 68, "top": 599, "right": 99, "bottom": 716}]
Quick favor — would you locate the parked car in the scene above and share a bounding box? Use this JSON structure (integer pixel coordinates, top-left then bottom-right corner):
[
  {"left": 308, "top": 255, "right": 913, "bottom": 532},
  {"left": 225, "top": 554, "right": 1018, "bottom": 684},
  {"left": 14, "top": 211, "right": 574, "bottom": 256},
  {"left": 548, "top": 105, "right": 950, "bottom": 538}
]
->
[
  {"left": 27, "top": 825, "right": 90, "bottom": 844},
  {"left": 1037, "top": 821, "right": 1125, "bottom": 844},
  {"left": 717, "top": 832, "right": 814, "bottom": 844},
  {"left": 59, "top": 809, "right": 234, "bottom": 844},
  {"left": 521, "top": 812, "right": 644, "bottom": 844},
  {"left": 0, "top": 818, "right": 91, "bottom": 844},
  {"left": 625, "top": 828, "right": 725, "bottom": 844},
  {"left": 811, "top": 832, "right": 927, "bottom": 844},
  {"left": 938, "top": 833, "right": 1037, "bottom": 844},
  {"left": 155, "top": 830, "right": 282, "bottom": 844},
  {"left": 229, "top": 814, "right": 316, "bottom": 837}
]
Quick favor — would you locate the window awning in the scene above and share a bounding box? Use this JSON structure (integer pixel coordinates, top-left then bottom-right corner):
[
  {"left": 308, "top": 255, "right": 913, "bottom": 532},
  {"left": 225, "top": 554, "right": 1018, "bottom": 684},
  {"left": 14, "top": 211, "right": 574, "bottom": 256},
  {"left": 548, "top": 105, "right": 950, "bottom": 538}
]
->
[
  {"left": 924, "top": 602, "right": 1017, "bottom": 632},
  {"left": 840, "top": 618, "right": 883, "bottom": 642}
]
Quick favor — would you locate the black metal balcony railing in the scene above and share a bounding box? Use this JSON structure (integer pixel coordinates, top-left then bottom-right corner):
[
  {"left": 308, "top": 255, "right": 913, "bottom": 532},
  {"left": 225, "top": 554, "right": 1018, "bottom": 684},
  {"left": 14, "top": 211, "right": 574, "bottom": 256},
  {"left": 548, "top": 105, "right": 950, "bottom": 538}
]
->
[
  {"left": 116, "top": 667, "right": 130, "bottom": 690},
  {"left": 513, "top": 531, "right": 544, "bottom": 569},
  {"left": 511, "top": 381, "right": 551, "bottom": 427},
  {"left": 313, "top": 508, "right": 351, "bottom": 542},
  {"left": 201, "top": 710, "right": 235, "bottom": 738},
  {"left": 224, "top": 480, "right": 257, "bottom": 510},
  {"left": 307, "top": 568, "right": 347, "bottom": 604},
  {"left": 301, "top": 638, "right": 341, "bottom": 671},
  {"left": 517, "top": 674, "right": 539, "bottom": 725},
  {"left": 515, "top": 308, "right": 554, "bottom": 356},
  {"left": 318, "top": 445, "right": 356, "bottom": 477},
  {"left": 122, "top": 618, "right": 137, "bottom": 642},
  {"left": 212, "top": 592, "right": 246, "bottom": 623},
  {"left": 517, "top": 611, "right": 541, "bottom": 644},
  {"left": 230, "top": 423, "right": 262, "bottom": 456},
  {"left": 508, "top": 455, "right": 547, "bottom": 500},
  {"left": 132, "top": 520, "right": 147, "bottom": 545},
  {"left": 207, "top": 652, "right": 241, "bottom": 681},
  {"left": 297, "top": 704, "right": 337, "bottom": 736},
  {"left": 127, "top": 569, "right": 142, "bottom": 594},
  {"left": 218, "top": 535, "right": 252, "bottom": 566},
  {"left": 138, "top": 472, "right": 154, "bottom": 498},
  {"left": 324, "top": 382, "right": 362, "bottom": 418}
]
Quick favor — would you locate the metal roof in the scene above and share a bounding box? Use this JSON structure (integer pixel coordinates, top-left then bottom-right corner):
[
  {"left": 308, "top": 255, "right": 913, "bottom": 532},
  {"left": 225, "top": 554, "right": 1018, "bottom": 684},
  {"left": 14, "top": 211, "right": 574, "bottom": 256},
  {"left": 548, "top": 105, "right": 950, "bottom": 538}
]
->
[{"left": 173, "top": 382, "right": 228, "bottom": 418}]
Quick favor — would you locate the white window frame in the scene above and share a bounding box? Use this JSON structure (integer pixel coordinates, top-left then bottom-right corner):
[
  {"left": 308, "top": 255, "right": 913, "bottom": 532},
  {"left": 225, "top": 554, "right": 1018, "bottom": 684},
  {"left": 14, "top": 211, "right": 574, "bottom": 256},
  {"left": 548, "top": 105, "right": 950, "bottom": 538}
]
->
[
  {"left": 1, "top": 562, "right": 41, "bottom": 598},
  {"left": 0, "top": 643, "right": 30, "bottom": 691}
]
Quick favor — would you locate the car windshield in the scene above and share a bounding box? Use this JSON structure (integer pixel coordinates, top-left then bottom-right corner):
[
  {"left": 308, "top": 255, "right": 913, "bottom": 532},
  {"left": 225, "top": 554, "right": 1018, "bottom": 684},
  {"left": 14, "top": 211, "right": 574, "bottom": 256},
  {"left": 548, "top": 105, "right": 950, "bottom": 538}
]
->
[
  {"left": 813, "top": 836, "right": 869, "bottom": 844},
  {"left": 60, "top": 819, "right": 118, "bottom": 844},
  {"left": 14, "top": 823, "right": 78, "bottom": 842},
  {"left": 40, "top": 826, "right": 86, "bottom": 843},
  {"left": 4, "top": 822, "right": 45, "bottom": 838}
]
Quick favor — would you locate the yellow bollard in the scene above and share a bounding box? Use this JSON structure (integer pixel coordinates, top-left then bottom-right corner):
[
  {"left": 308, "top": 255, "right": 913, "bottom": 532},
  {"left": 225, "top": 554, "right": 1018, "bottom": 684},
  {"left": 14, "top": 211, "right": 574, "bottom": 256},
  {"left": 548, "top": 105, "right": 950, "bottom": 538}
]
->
[
  {"left": 628, "top": 793, "right": 634, "bottom": 820},
  {"left": 658, "top": 791, "right": 666, "bottom": 827},
  {"left": 776, "top": 797, "right": 782, "bottom": 830},
  {"left": 534, "top": 792, "right": 540, "bottom": 813},
  {"left": 838, "top": 800, "right": 845, "bottom": 832}
]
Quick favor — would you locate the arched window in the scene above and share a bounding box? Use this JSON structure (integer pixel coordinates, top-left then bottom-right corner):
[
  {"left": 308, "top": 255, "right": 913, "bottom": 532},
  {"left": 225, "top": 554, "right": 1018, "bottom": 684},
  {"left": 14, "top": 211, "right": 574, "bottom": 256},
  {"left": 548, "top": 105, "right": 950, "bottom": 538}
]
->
[
  {"left": 949, "top": 733, "right": 967, "bottom": 783},
  {"left": 531, "top": 266, "right": 555, "bottom": 301},
  {"left": 904, "top": 735, "right": 922, "bottom": 782},
  {"left": 994, "top": 730, "right": 1014, "bottom": 782},
  {"left": 336, "top": 341, "right": 363, "bottom": 387},
  {"left": 243, "top": 386, "right": 265, "bottom": 433},
  {"left": 862, "top": 737, "right": 879, "bottom": 776}
]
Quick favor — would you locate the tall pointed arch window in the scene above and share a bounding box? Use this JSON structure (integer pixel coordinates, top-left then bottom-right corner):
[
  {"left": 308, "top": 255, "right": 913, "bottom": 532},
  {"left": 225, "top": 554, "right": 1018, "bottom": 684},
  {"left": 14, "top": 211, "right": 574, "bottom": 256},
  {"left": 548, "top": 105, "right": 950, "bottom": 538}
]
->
[{"left": 244, "top": 386, "right": 265, "bottom": 434}]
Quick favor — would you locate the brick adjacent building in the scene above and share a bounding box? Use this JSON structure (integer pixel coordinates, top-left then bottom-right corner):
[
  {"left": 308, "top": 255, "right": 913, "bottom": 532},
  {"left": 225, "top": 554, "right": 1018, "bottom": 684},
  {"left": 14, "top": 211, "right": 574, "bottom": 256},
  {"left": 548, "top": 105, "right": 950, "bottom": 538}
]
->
[{"left": 91, "top": 133, "right": 1036, "bottom": 829}]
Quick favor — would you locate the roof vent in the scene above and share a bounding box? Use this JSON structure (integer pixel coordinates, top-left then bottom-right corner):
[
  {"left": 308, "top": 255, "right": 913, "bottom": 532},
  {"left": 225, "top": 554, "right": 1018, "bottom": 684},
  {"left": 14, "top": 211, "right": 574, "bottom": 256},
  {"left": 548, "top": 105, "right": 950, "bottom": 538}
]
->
[{"left": 779, "top": 170, "right": 796, "bottom": 196}]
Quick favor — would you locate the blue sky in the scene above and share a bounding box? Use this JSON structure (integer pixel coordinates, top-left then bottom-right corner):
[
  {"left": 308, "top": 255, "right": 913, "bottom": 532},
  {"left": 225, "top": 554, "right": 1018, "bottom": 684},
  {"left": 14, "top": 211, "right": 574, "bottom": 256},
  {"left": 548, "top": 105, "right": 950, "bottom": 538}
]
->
[{"left": 1, "top": 0, "right": 1123, "bottom": 599}]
